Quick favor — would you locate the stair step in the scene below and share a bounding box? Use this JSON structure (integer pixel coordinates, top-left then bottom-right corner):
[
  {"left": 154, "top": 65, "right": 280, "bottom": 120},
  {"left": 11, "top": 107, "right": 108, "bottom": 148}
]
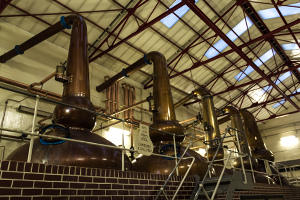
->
[
  {"left": 199, "top": 184, "right": 230, "bottom": 195},
  {"left": 203, "top": 175, "right": 232, "bottom": 184}
]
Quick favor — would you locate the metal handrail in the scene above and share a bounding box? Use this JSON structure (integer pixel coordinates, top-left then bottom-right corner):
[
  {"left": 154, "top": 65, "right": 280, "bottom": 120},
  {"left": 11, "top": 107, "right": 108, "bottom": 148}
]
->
[
  {"left": 155, "top": 133, "right": 195, "bottom": 200},
  {"left": 193, "top": 127, "right": 231, "bottom": 200}
]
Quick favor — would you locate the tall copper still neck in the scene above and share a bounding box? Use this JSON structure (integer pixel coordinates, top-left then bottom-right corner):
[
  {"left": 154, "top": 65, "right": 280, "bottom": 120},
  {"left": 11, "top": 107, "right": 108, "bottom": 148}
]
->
[
  {"left": 0, "top": 15, "right": 96, "bottom": 130},
  {"left": 239, "top": 109, "right": 274, "bottom": 162},
  {"left": 222, "top": 106, "right": 251, "bottom": 155},
  {"left": 53, "top": 15, "right": 96, "bottom": 130},
  {"left": 96, "top": 52, "right": 183, "bottom": 142},
  {"left": 192, "top": 87, "right": 222, "bottom": 160},
  {"left": 223, "top": 107, "right": 258, "bottom": 169}
]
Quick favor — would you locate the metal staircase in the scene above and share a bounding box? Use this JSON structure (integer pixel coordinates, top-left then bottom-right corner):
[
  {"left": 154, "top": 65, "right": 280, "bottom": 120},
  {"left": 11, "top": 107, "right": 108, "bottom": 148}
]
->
[
  {"left": 190, "top": 171, "right": 254, "bottom": 200},
  {"left": 190, "top": 127, "right": 254, "bottom": 200}
]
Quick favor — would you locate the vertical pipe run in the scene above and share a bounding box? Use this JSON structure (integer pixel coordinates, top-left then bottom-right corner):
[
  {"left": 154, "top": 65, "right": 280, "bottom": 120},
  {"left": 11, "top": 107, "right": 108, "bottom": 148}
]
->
[
  {"left": 122, "top": 120, "right": 125, "bottom": 171},
  {"left": 173, "top": 134, "right": 179, "bottom": 176},
  {"left": 27, "top": 95, "right": 40, "bottom": 162},
  {"left": 235, "top": 129, "right": 247, "bottom": 184}
]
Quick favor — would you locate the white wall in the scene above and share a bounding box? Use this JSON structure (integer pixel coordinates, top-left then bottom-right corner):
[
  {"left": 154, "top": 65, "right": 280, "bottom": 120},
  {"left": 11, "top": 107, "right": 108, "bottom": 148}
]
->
[{"left": 0, "top": 22, "right": 200, "bottom": 159}]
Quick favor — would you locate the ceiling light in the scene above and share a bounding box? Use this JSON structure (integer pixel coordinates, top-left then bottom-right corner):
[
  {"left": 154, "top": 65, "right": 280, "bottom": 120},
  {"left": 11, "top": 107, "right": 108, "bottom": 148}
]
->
[
  {"left": 276, "top": 115, "right": 288, "bottom": 119},
  {"left": 280, "top": 135, "right": 298, "bottom": 146},
  {"left": 109, "top": 127, "right": 130, "bottom": 136}
]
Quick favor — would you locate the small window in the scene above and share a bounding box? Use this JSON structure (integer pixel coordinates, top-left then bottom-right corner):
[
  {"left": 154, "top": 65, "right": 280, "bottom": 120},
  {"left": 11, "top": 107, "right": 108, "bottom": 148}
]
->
[
  {"left": 205, "top": 17, "right": 253, "bottom": 59},
  {"left": 257, "top": 2, "right": 300, "bottom": 20},
  {"left": 235, "top": 49, "right": 275, "bottom": 80},
  {"left": 160, "top": 0, "right": 199, "bottom": 28}
]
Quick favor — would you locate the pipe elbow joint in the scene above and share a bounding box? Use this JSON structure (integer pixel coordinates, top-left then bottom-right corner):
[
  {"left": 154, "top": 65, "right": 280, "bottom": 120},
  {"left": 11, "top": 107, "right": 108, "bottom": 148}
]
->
[{"left": 193, "top": 87, "right": 211, "bottom": 97}]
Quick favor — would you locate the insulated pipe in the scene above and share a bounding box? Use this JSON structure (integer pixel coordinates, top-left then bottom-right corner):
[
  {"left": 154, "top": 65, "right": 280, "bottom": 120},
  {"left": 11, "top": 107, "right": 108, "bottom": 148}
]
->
[
  {"left": 116, "top": 82, "right": 119, "bottom": 118},
  {"left": 122, "top": 83, "right": 128, "bottom": 119},
  {"left": 105, "top": 76, "right": 110, "bottom": 112},
  {"left": 97, "top": 52, "right": 183, "bottom": 142},
  {"left": 0, "top": 15, "right": 76, "bottom": 63},
  {"left": 111, "top": 83, "right": 115, "bottom": 115},
  {"left": 239, "top": 109, "right": 274, "bottom": 162}
]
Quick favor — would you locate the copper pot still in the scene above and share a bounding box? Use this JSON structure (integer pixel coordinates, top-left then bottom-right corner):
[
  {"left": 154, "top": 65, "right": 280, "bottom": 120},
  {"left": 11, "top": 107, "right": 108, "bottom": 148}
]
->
[
  {"left": 96, "top": 52, "right": 208, "bottom": 177},
  {"left": 4, "top": 15, "right": 132, "bottom": 170},
  {"left": 222, "top": 106, "right": 258, "bottom": 170},
  {"left": 239, "top": 109, "right": 289, "bottom": 185}
]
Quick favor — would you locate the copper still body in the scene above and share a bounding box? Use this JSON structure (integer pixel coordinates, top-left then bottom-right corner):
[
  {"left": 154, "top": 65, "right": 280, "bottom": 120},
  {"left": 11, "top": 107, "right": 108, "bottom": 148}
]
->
[
  {"left": 239, "top": 109, "right": 289, "bottom": 185},
  {"left": 4, "top": 15, "right": 132, "bottom": 170},
  {"left": 96, "top": 52, "right": 208, "bottom": 177},
  {"left": 222, "top": 106, "right": 258, "bottom": 169}
]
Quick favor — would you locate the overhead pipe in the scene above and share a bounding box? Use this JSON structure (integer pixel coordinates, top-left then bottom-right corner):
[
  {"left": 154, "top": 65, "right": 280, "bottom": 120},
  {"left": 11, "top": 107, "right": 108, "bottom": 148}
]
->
[
  {"left": 222, "top": 106, "right": 257, "bottom": 169},
  {"left": 0, "top": 76, "right": 62, "bottom": 100},
  {"left": 97, "top": 52, "right": 183, "bottom": 141},
  {"left": 174, "top": 87, "right": 206, "bottom": 108},
  {"left": 0, "top": 15, "right": 78, "bottom": 63},
  {"left": 27, "top": 71, "right": 56, "bottom": 93},
  {"left": 97, "top": 52, "right": 207, "bottom": 176}
]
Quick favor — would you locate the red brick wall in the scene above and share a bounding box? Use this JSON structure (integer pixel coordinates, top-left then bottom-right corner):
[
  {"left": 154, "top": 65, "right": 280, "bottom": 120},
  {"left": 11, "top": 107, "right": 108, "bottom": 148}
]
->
[
  {"left": 0, "top": 160, "right": 299, "bottom": 200},
  {"left": 0, "top": 160, "right": 195, "bottom": 200}
]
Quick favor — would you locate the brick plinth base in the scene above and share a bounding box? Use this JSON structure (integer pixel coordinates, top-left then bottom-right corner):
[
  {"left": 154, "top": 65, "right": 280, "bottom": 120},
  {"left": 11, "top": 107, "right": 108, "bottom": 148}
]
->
[{"left": 0, "top": 160, "right": 299, "bottom": 200}]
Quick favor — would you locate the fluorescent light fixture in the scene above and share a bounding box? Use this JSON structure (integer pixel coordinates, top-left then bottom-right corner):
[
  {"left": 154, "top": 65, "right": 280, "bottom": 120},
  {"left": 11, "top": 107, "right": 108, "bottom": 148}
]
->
[
  {"left": 109, "top": 127, "right": 130, "bottom": 136},
  {"left": 160, "top": 0, "right": 199, "bottom": 28},
  {"left": 280, "top": 135, "right": 297, "bottom": 146},
  {"left": 276, "top": 114, "right": 288, "bottom": 119},
  {"left": 205, "top": 17, "right": 253, "bottom": 59},
  {"left": 257, "top": 3, "right": 300, "bottom": 20},
  {"left": 235, "top": 49, "right": 275, "bottom": 81},
  {"left": 18, "top": 105, "right": 52, "bottom": 117}
]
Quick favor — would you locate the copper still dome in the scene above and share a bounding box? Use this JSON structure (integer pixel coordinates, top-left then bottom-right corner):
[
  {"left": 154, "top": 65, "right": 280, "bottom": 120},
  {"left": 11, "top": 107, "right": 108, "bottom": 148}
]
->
[
  {"left": 3, "top": 15, "right": 132, "bottom": 170},
  {"left": 96, "top": 51, "right": 208, "bottom": 177}
]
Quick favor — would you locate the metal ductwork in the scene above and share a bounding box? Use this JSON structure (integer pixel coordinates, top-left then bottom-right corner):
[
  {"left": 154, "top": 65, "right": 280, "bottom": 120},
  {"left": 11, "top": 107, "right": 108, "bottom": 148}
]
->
[
  {"left": 97, "top": 52, "right": 207, "bottom": 176},
  {"left": 4, "top": 15, "right": 132, "bottom": 170}
]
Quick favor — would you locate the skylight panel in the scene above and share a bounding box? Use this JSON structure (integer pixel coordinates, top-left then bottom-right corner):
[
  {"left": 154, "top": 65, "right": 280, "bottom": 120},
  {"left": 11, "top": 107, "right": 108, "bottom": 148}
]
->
[
  {"left": 160, "top": 0, "right": 199, "bottom": 28},
  {"left": 205, "top": 17, "right": 253, "bottom": 59},
  {"left": 274, "top": 71, "right": 291, "bottom": 85},
  {"left": 273, "top": 99, "right": 285, "bottom": 109},
  {"left": 281, "top": 44, "right": 300, "bottom": 50},
  {"left": 257, "top": 3, "right": 300, "bottom": 20},
  {"left": 234, "top": 49, "right": 275, "bottom": 80},
  {"left": 272, "top": 88, "right": 300, "bottom": 108}
]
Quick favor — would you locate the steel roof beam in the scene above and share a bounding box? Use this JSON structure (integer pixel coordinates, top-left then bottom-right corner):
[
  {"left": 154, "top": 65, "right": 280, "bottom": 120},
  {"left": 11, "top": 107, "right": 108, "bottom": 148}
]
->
[
  {"left": 169, "top": 18, "right": 300, "bottom": 79},
  {"left": 0, "top": 0, "right": 12, "bottom": 14},
  {"left": 184, "top": 0, "right": 300, "bottom": 111}
]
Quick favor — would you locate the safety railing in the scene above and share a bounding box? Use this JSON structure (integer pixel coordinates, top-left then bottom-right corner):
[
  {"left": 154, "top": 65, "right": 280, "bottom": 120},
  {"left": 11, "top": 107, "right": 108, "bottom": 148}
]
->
[
  {"left": 0, "top": 85, "right": 197, "bottom": 199},
  {"left": 193, "top": 127, "right": 246, "bottom": 200}
]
